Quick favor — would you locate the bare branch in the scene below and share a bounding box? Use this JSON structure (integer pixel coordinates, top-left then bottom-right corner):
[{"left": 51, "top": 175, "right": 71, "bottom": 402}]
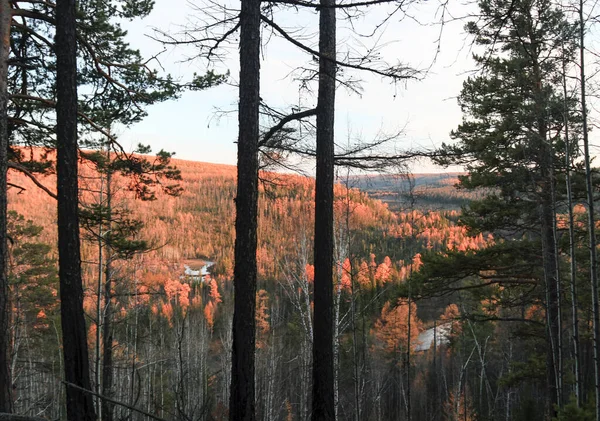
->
[
  {"left": 268, "top": 0, "right": 409, "bottom": 9},
  {"left": 261, "top": 14, "right": 421, "bottom": 81},
  {"left": 7, "top": 161, "right": 57, "bottom": 199},
  {"left": 260, "top": 107, "right": 317, "bottom": 147},
  {"left": 62, "top": 381, "right": 169, "bottom": 421}
]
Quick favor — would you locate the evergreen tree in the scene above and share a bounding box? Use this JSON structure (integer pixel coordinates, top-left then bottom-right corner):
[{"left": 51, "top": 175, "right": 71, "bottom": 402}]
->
[
  {"left": 55, "top": 0, "right": 96, "bottom": 418},
  {"left": 78, "top": 145, "right": 175, "bottom": 421},
  {"left": 575, "top": 0, "right": 600, "bottom": 415},
  {"left": 5, "top": 0, "right": 223, "bottom": 192},
  {"left": 8, "top": 0, "right": 222, "bottom": 157},
  {"left": 7, "top": 211, "right": 59, "bottom": 415},
  {"left": 312, "top": 0, "right": 336, "bottom": 419},
  {"left": 432, "top": 0, "right": 577, "bottom": 414},
  {"left": 1, "top": 6, "right": 221, "bottom": 414},
  {"left": 229, "top": 0, "right": 260, "bottom": 418},
  {"left": 0, "top": 0, "right": 10, "bottom": 411}
]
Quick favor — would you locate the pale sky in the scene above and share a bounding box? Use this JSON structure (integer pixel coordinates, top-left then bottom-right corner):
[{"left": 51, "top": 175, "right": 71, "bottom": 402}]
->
[{"left": 116, "top": 0, "right": 479, "bottom": 173}]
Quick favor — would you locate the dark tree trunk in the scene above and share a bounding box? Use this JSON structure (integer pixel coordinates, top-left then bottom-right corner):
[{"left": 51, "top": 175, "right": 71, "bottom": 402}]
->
[
  {"left": 55, "top": 1, "right": 96, "bottom": 420},
  {"left": 102, "top": 169, "right": 114, "bottom": 421},
  {"left": 529, "top": 40, "right": 561, "bottom": 411},
  {"left": 100, "top": 261, "right": 113, "bottom": 421},
  {"left": 0, "top": 0, "right": 11, "bottom": 414},
  {"left": 537, "top": 112, "right": 561, "bottom": 415},
  {"left": 228, "top": 0, "right": 260, "bottom": 417},
  {"left": 578, "top": 3, "right": 600, "bottom": 418},
  {"left": 540, "top": 184, "right": 561, "bottom": 413},
  {"left": 311, "top": 0, "right": 336, "bottom": 419},
  {"left": 562, "top": 51, "right": 582, "bottom": 406}
]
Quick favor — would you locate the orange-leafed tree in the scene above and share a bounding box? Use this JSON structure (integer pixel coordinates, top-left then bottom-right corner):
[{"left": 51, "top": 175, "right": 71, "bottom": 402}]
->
[
  {"left": 374, "top": 258, "right": 392, "bottom": 286},
  {"left": 440, "top": 304, "right": 462, "bottom": 336},
  {"left": 339, "top": 258, "right": 351, "bottom": 290},
  {"left": 204, "top": 301, "right": 215, "bottom": 332},
  {"left": 209, "top": 279, "right": 223, "bottom": 304},
  {"left": 255, "top": 289, "right": 270, "bottom": 349},
  {"left": 305, "top": 264, "right": 315, "bottom": 284},
  {"left": 357, "top": 261, "right": 370, "bottom": 289},
  {"left": 373, "top": 299, "right": 422, "bottom": 359}
]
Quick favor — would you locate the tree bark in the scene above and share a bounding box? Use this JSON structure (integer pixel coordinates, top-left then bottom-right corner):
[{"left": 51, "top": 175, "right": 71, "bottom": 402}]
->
[
  {"left": 536, "top": 126, "right": 562, "bottom": 417},
  {"left": 95, "top": 163, "right": 104, "bottom": 420},
  {"left": 578, "top": 3, "right": 600, "bottom": 418},
  {"left": 55, "top": 0, "right": 96, "bottom": 420},
  {"left": 101, "top": 168, "right": 114, "bottom": 421},
  {"left": 228, "top": 0, "right": 260, "bottom": 417},
  {"left": 540, "top": 181, "right": 560, "bottom": 413},
  {"left": 311, "top": 0, "right": 336, "bottom": 419},
  {"left": 526, "top": 29, "right": 561, "bottom": 410},
  {"left": 562, "top": 49, "right": 582, "bottom": 406},
  {"left": 0, "top": 0, "right": 12, "bottom": 413}
]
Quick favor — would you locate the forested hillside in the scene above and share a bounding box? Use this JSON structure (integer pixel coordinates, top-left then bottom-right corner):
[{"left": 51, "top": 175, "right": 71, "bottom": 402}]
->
[
  {"left": 352, "top": 173, "right": 487, "bottom": 211},
  {"left": 4, "top": 0, "right": 600, "bottom": 418},
  {"left": 6, "top": 152, "right": 491, "bottom": 420}
]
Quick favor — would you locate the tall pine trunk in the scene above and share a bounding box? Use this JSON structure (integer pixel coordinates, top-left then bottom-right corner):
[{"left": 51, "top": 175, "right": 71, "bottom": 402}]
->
[
  {"left": 55, "top": 1, "right": 96, "bottom": 419},
  {"left": 228, "top": 0, "right": 260, "bottom": 417},
  {"left": 532, "top": 48, "right": 561, "bottom": 412},
  {"left": 562, "top": 49, "right": 582, "bottom": 406},
  {"left": 311, "top": 0, "right": 336, "bottom": 418},
  {"left": 0, "top": 0, "right": 11, "bottom": 413},
  {"left": 578, "top": 3, "right": 600, "bottom": 418},
  {"left": 539, "top": 106, "right": 561, "bottom": 416}
]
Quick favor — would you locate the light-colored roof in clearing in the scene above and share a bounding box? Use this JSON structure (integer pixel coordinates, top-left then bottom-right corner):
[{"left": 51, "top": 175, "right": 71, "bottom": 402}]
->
[
  {"left": 182, "top": 259, "right": 212, "bottom": 271},
  {"left": 183, "top": 260, "right": 215, "bottom": 278}
]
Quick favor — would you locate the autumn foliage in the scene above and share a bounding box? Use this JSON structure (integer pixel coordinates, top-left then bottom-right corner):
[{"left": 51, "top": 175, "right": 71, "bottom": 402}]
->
[
  {"left": 373, "top": 299, "right": 422, "bottom": 358},
  {"left": 6, "top": 149, "right": 496, "bottom": 420}
]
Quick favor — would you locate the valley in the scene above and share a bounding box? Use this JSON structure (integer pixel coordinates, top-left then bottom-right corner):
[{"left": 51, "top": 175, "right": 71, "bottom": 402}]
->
[{"left": 6, "top": 154, "right": 488, "bottom": 420}]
